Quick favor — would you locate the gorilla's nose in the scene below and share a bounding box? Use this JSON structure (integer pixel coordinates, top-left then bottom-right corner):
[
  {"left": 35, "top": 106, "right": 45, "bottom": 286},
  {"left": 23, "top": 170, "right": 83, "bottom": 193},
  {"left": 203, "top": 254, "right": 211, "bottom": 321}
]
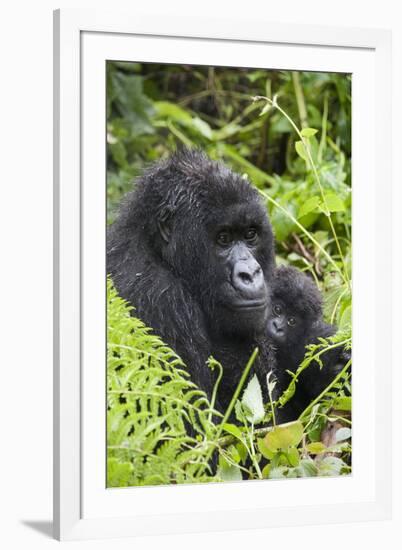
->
[
  {"left": 232, "top": 260, "right": 265, "bottom": 297},
  {"left": 272, "top": 319, "right": 284, "bottom": 334}
]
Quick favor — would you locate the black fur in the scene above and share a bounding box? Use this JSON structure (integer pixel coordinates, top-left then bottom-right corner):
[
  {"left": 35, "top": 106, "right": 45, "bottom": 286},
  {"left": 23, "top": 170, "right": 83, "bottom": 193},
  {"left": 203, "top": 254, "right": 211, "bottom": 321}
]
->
[
  {"left": 267, "top": 266, "right": 350, "bottom": 420},
  {"left": 107, "top": 149, "right": 276, "bottom": 411}
]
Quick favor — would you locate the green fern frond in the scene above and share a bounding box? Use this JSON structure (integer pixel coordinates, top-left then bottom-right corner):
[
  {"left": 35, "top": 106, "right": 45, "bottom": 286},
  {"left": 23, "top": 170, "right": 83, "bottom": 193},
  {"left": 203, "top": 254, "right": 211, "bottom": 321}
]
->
[{"left": 107, "top": 278, "right": 220, "bottom": 486}]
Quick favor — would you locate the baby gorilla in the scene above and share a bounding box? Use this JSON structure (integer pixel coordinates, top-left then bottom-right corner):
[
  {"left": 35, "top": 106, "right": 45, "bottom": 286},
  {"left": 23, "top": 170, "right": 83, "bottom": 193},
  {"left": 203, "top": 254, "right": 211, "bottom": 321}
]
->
[{"left": 267, "top": 266, "right": 350, "bottom": 421}]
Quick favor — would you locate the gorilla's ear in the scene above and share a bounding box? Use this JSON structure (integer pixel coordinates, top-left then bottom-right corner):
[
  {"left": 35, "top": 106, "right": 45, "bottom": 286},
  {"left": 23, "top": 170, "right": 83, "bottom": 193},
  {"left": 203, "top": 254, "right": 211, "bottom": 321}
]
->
[{"left": 157, "top": 205, "right": 174, "bottom": 243}]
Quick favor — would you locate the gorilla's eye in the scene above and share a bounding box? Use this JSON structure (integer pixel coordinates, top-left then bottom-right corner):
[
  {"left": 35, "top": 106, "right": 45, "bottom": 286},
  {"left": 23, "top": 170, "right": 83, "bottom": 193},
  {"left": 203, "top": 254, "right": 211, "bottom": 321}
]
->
[
  {"left": 217, "top": 231, "right": 232, "bottom": 246},
  {"left": 245, "top": 227, "right": 258, "bottom": 243},
  {"left": 273, "top": 304, "right": 282, "bottom": 316},
  {"left": 288, "top": 317, "right": 296, "bottom": 327}
]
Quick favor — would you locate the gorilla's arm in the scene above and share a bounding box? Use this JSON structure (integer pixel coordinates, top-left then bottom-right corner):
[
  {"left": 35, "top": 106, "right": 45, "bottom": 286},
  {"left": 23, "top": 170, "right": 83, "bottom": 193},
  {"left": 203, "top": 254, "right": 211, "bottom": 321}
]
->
[
  {"left": 297, "top": 321, "right": 351, "bottom": 405},
  {"left": 107, "top": 227, "right": 216, "bottom": 399},
  {"left": 274, "top": 321, "right": 351, "bottom": 422}
]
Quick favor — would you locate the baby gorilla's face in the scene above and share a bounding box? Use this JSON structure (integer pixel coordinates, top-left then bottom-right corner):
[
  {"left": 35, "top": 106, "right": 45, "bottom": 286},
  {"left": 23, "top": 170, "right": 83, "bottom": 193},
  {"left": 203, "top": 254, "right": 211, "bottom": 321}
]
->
[{"left": 266, "top": 301, "right": 301, "bottom": 346}]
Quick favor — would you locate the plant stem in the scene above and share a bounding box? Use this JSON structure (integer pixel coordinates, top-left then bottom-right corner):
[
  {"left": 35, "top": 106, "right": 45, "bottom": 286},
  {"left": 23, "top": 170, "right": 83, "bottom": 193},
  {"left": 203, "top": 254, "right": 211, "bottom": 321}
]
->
[
  {"left": 292, "top": 71, "right": 308, "bottom": 129},
  {"left": 249, "top": 425, "right": 263, "bottom": 479},
  {"left": 278, "top": 338, "right": 351, "bottom": 408},
  {"left": 267, "top": 373, "right": 277, "bottom": 427},
  {"left": 330, "top": 287, "right": 349, "bottom": 325},
  {"left": 217, "top": 424, "right": 274, "bottom": 448},
  {"left": 216, "top": 347, "right": 259, "bottom": 440},
  {"left": 208, "top": 358, "right": 223, "bottom": 423},
  {"left": 253, "top": 95, "right": 351, "bottom": 290},
  {"left": 302, "top": 262, "right": 320, "bottom": 288},
  {"left": 259, "top": 189, "right": 348, "bottom": 285},
  {"left": 318, "top": 92, "right": 329, "bottom": 163},
  {"left": 298, "top": 359, "right": 352, "bottom": 422},
  {"left": 197, "top": 348, "right": 259, "bottom": 477}
]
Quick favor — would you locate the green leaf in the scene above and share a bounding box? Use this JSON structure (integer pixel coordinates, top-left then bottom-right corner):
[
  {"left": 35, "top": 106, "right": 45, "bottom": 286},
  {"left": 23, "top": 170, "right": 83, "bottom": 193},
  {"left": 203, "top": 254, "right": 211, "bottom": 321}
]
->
[
  {"left": 306, "top": 442, "right": 327, "bottom": 455},
  {"left": 323, "top": 193, "right": 346, "bottom": 213},
  {"left": 264, "top": 421, "right": 304, "bottom": 452},
  {"left": 106, "top": 278, "right": 219, "bottom": 486},
  {"left": 241, "top": 374, "right": 265, "bottom": 424},
  {"left": 270, "top": 200, "right": 298, "bottom": 241},
  {"left": 262, "top": 463, "right": 271, "bottom": 479},
  {"left": 111, "top": 72, "right": 154, "bottom": 135},
  {"left": 154, "top": 101, "right": 192, "bottom": 123},
  {"left": 335, "top": 427, "right": 352, "bottom": 443},
  {"left": 257, "top": 437, "right": 274, "bottom": 460},
  {"left": 287, "top": 447, "right": 300, "bottom": 467},
  {"left": 301, "top": 127, "right": 318, "bottom": 137},
  {"left": 246, "top": 70, "right": 267, "bottom": 83},
  {"left": 295, "top": 140, "right": 308, "bottom": 161},
  {"left": 298, "top": 196, "right": 320, "bottom": 218},
  {"left": 107, "top": 458, "right": 134, "bottom": 487},
  {"left": 217, "top": 461, "right": 243, "bottom": 482},
  {"left": 317, "top": 456, "right": 346, "bottom": 476},
  {"left": 222, "top": 423, "right": 244, "bottom": 442},
  {"left": 296, "top": 458, "right": 318, "bottom": 477},
  {"left": 339, "top": 305, "right": 352, "bottom": 330},
  {"left": 269, "top": 466, "right": 288, "bottom": 479},
  {"left": 212, "top": 122, "right": 241, "bottom": 141},
  {"left": 333, "top": 396, "right": 352, "bottom": 411},
  {"left": 236, "top": 441, "right": 248, "bottom": 464},
  {"left": 228, "top": 444, "right": 241, "bottom": 464},
  {"left": 234, "top": 400, "right": 247, "bottom": 424},
  {"left": 191, "top": 117, "right": 213, "bottom": 140}
]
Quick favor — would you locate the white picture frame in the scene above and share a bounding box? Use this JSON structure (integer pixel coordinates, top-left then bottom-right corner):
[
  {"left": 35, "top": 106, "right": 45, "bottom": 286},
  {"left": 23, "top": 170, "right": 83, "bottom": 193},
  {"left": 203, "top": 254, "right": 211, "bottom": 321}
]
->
[{"left": 53, "top": 8, "right": 392, "bottom": 541}]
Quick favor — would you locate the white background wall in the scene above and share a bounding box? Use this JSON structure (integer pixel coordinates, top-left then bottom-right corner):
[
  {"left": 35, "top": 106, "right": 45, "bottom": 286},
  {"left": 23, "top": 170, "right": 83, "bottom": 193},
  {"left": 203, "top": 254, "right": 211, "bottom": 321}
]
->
[{"left": 0, "top": 1, "right": 400, "bottom": 548}]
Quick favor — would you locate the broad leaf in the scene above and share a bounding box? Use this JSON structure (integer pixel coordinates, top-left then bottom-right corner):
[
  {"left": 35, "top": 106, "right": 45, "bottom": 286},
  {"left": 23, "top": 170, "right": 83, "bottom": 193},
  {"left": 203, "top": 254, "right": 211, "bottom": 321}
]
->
[
  {"left": 317, "top": 456, "right": 346, "bottom": 476},
  {"left": 306, "top": 442, "right": 327, "bottom": 455},
  {"left": 296, "top": 458, "right": 318, "bottom": 477},
  {"left": 264, "top": 421, "right": 304, "bottom": 452},
  {"left": 333, "top": 396, "right": 352, "bottom": 411},
  {"left": 335, "top": 427, "right": 352, "bottom": 443},
  {"left": 323, "top": 193, "right": 346, "bottom": 213},
  {"left": 241, "top": 375, "right": 265, "bottom": 424},
  {"left": 191, "top": 117, "right": 213, "bottom": 139},
  {"left": 257, "top": 437, "right": 274, "bottom": 460},
  {"left": 339, "top": 305, "right": 352, "bottom": 330},
  {"left": 301, "top": 127, "right": 318, "bottom": 138},
  {"left": 298, "top": 196, "right": 320, "bottom": 218},
  {"left": 222, "top": 423, "right": 244, "bottom": 442},
  {"left": 295, "top": 140, "right": 308, "bottom": 161},
  {"left": 287, "top": 447, "right": 300, "bottom": 467}
]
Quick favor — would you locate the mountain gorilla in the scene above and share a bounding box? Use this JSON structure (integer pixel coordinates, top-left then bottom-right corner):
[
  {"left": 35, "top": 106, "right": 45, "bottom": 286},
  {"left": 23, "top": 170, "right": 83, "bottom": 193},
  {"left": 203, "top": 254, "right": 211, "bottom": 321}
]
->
[
  {"left": 267, "top": 266, "right": 351, "bottom": 421},
  {"left": 107, "top": 149, "right": 276, "bottom": 412}
]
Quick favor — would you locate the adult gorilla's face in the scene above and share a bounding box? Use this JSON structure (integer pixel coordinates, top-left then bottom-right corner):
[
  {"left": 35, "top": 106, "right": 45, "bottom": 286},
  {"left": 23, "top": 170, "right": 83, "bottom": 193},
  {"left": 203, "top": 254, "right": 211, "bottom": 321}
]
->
[
  {"left": 203, "top": 201, "right": 272, "bottom": 338},
  {"left": 159, "top": 166, "right": 274, "bottom": 340}
]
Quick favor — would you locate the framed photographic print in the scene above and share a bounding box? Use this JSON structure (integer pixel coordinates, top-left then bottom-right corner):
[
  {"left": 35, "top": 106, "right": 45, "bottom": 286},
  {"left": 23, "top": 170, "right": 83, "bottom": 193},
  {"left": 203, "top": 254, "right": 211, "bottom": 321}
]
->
[{"left": 53, "top": 8, "right": 392, "bottom": 541}]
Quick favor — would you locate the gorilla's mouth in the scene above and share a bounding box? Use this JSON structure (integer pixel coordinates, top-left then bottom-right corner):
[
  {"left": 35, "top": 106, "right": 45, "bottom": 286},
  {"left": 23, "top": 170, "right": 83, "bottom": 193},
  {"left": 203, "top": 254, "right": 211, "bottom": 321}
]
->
[
  {"left": 268, "top": 333, "right": 285, "bottom": 344},
  {"left": 229, "top": 299, "right": 268, "bottom": 311}
]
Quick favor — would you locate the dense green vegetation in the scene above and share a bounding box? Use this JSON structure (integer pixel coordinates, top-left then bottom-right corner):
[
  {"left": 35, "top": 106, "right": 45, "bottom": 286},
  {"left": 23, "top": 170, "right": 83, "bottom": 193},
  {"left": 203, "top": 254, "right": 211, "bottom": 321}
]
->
[{"left": 106, "top": 62, "right": 352, "bottom": 486}]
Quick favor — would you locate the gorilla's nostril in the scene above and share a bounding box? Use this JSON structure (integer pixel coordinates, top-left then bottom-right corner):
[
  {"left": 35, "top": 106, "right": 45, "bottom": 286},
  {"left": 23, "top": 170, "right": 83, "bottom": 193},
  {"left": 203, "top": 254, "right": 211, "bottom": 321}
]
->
[
  {"left": 232, "top": 258, "right": 265, "bottom": 295},
  {"left": 273, "top": 320, "right": 283, "bottom": 333},
  {"left": 239, "top": 272, "right": 253, "bottom": 284}
]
